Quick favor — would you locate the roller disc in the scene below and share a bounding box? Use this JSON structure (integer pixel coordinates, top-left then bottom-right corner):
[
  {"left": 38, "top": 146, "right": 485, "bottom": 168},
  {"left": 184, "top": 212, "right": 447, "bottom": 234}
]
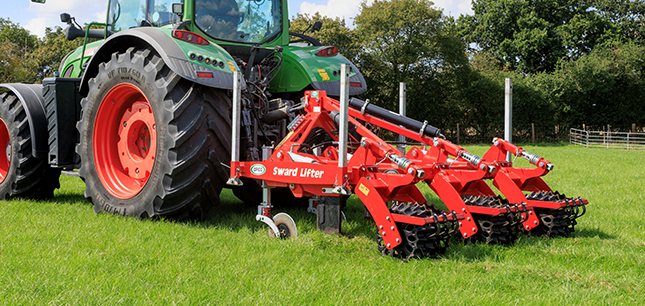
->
[{"left": 269, "top": 213, "right": 298, "bottom": 238}]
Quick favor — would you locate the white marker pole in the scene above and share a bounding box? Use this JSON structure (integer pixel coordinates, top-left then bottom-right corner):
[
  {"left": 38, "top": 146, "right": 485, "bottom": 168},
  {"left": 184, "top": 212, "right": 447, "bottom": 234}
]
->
[{"left": 505, "top": 78, "right": 513, "bottom": 162}]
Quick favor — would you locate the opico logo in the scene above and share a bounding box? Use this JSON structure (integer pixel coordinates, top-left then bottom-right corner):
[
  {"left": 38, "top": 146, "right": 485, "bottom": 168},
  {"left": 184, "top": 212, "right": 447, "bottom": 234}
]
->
[{"left": 250, "top": 164, "right": 266, "bottom": 176}]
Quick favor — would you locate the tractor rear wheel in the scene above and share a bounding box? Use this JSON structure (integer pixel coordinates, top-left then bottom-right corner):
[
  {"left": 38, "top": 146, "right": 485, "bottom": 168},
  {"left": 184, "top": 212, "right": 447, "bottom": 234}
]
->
[
  {"left": 77, "top": 47, "right": 231, "bottom": 220},
  {"left": 0, "top": 92, "right": 60, "bottom": 199}
]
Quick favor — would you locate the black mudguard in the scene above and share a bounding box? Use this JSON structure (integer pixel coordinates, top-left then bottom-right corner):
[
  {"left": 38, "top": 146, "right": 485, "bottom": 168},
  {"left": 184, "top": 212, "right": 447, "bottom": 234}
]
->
[
  {"left": 80, "top": 27, "right": 245, "bottom": 96},
  {"left": 0, "top": 84, "right": 48, "bottom": 159}
]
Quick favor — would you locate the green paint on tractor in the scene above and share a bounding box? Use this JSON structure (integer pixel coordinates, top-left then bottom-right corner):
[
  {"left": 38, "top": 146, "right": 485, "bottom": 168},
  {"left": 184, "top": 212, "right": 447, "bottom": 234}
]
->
[{"left": 59, "top": 0, "right": 361, "bottom": 95}]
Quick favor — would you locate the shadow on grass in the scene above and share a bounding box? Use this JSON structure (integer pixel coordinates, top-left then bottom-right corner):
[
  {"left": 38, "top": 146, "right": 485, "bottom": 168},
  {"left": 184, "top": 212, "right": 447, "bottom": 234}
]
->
[
  {"left": 42, "top": 193, "right": 89, "bottom": 205},
  {"left": 188, "top": 193, "right": 382, "bottom": 242},
  {"left": 202, "top": 194, "right": 610, "bottom": 262},
  {"left": 441, "top": 235, "right": 554, "bottom": 263},
  {"left": 442, "top": 241, "right": 508, "bottom": 262},
  {"left": 573, "top": 227, "right": 615, "bottom": 239},
  {"left": 191, "top": 194, "right": 321, "bottom": 235},
  {"left": 441, "top": 226, "right": 615, "bottom": 262}
]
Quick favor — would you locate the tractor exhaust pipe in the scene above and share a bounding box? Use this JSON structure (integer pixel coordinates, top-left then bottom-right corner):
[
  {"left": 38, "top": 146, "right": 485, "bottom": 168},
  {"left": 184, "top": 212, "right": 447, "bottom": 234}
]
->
[{"left": 348, "top": 98, "right": 443, "bottom": 138}]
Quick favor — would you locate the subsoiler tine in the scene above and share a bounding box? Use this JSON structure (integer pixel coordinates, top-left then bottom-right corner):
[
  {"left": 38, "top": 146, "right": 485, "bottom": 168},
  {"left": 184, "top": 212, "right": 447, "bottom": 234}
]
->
[
  {"left": 431, "top": 213, "right": 442, "bottom": 236},
  {"left": 577, "top": 204, "right": 587, "bottom": 219}
]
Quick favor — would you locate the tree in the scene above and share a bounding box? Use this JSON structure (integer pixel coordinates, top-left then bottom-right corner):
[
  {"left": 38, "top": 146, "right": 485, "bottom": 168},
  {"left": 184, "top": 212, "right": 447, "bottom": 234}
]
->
[
  {"left": 289, "top": 12, "right": 358, "bottom": 61},
  {"left": 32, "top": 26, "right": 84, "bottom": 79},
  {"left": 587, "top": 0, "right": 645, "bottom": 45},
  {"left": 459, "top": 0, "right": 645, "bottom": 74},
  {"left": 0, "top": 18, "right": 84, "bottom": 83},
  {"left": 353, "top": 0, "right": 469, "bottom": 127},
  {"left": 539, "top": 42, "right": 645, "bottom": 128},
  {"left": 0, "top": 18, "right": 39, "bottom": 83}
]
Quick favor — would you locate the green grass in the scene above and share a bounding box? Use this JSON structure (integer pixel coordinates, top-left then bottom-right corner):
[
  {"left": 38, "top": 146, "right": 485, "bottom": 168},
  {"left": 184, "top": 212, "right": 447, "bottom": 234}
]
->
[{"left": 1, "top": 144, "right": 644, "bottom": 305}]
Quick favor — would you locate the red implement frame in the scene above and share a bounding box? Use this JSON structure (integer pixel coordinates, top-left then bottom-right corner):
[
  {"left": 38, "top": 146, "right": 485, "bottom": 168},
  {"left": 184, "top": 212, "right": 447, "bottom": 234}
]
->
[
  {"left": 230, "top": 91, "right": 468, "bottom": 249},
  {"left": 481, "top": 138, "right": 589, "bottom": 230},
  {"left": 403, "top": 140, "right": 538, "bottom": 234},
  {"left": 229, "top": 91, "right": 585, "bottom": 249}
]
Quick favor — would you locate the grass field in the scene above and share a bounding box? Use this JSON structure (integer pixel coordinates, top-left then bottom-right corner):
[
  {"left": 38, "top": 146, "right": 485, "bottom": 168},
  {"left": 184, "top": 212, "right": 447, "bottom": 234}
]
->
[{"left": 1, "top": 144, "right": 644, "bottom": 305}]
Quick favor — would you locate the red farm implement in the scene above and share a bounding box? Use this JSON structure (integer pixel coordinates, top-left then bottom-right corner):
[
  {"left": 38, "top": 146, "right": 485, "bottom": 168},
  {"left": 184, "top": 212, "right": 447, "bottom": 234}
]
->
[
  {"left": 227, "top": 67, "right": 588, "bottom": 260},
  {"left": 481, "top": 138, "right": 588, "bottom": 236}
]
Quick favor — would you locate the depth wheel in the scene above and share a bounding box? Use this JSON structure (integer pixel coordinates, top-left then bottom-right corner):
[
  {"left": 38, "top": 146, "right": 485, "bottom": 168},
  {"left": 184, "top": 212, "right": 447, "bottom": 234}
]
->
[
  {"left": 77, "top": 47, "right": 231, "bottom": 220},
  {"left": 269, "top": 213, "right": 298, "bottom": 238},
  {"left": 0, "top": 92, "right": 60, "bottom": 199}
]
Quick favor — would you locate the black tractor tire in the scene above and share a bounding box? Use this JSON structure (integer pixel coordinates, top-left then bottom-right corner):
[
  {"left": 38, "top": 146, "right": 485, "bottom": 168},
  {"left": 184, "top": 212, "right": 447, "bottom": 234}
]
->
[
  {"left": 77, "top": 47, "right": 231, "bottom": 220},
  {"left": 0, "top": 92, "right": 60, "bottom": 200}
]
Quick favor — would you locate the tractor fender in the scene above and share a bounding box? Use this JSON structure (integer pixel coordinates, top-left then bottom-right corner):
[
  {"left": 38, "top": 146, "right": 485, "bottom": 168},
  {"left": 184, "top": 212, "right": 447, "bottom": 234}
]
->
[
  {"left": 271, "top": 47, "right": 367, "bottom": 96},
  {"left": 310, "top": 56, "right": 367, "bottom": 96},
  {"left": 0, "top": 84, "right": 48, "bottom": 159},
  {"left": 80, "top": 27, "right": 245, "bottom": 96}
]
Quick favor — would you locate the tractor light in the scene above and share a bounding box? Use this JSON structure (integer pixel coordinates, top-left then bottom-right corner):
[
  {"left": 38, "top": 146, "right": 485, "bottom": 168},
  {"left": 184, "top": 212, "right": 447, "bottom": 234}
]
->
[
  {"left": 173, "top": 30, "right": 210, "bottom": 46},
  {"left": 196, "top": 72, "right": 214, "bottom": 79},
  {"left": 350, "top": 82, "right": 362, "bottom": 88},
  {"left": 315, "top": 46, "right": 338, "bottom": 57}
]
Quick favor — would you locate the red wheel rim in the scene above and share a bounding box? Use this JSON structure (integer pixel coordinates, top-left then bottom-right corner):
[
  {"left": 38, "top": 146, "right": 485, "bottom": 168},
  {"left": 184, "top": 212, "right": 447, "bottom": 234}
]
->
[
  {"left": 0, "top": 120, "right": 10, "bottom": 183},
  {"left": 94, "top": 83, "right": 157, "bottom": 199}
]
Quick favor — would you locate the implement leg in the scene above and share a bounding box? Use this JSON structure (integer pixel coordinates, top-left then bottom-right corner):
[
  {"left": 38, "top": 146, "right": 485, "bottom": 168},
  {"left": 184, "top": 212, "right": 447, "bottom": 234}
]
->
[{"left": 317, "top": 196, "right": 342, "bottom": 234}]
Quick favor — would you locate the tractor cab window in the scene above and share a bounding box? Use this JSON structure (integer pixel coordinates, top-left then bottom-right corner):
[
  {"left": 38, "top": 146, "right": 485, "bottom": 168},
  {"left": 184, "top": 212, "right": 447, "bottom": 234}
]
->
[
  {"left": 108, "top": 0, "right": 178, "bottom": 32},
  {"left": 195, "top": 0, "right": 282, "bottom": 43}
]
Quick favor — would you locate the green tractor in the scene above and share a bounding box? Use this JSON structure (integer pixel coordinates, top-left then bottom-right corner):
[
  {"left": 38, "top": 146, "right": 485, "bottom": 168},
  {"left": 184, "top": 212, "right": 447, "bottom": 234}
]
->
[{"left": 0, "top": 0, "right": 366, "bottom": 221}]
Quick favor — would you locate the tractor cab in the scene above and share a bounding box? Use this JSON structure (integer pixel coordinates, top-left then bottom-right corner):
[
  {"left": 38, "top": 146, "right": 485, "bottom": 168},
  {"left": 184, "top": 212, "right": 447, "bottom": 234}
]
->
[
  {"left": 45, "top": 0, "right": 367, "bottom": 98},
  {"left": 106, "top": 0, "right": 286, "bottom": 45},
  {"left": 193, "top": 0, "right": 282, "bottom": 43},
  {"left": 107, "top": 0, "right": 180, "bottom": 30}
]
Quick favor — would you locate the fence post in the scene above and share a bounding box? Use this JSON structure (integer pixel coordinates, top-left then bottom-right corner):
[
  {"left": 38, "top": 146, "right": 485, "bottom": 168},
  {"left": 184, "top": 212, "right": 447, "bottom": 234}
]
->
[
  {"left": 398, "top": 82, "right": 406, "bottom": 154},
  {"left": 607, "top": 124, "right": 610, "bottom": 148},
  {"left": 457, "top": 123, "right": 460, "bottom": 145},
  {"left": 505, "top": 78, "right": 512, "bottom": 161},
  {"left": 586, "top": 130, "right": 589, "bottom": 148},
  {"left": 603, "top": 125, "right": 606, "bottom": 145},
  {"left": 531, "top": 123, "right": 535, "bottom": 143},
  {"left": 627, "top": 132, "right": 630, "bottom": 150}
]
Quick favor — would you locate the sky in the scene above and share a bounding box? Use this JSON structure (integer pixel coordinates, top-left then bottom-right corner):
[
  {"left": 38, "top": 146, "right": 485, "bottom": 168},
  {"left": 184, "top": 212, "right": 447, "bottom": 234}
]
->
[{"left": 1, "top": 0, "right": 473, "bottom": 38}]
